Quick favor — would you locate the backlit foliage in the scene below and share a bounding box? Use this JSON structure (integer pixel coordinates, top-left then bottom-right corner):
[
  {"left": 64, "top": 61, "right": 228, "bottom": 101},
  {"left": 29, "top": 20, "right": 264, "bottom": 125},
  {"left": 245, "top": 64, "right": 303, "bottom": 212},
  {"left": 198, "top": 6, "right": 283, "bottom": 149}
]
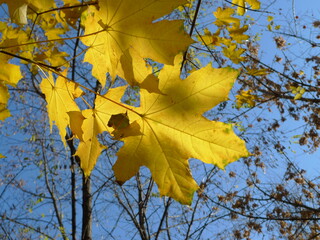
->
[{"left": 0, "top": 0, "right": 253, "bottom": 204}]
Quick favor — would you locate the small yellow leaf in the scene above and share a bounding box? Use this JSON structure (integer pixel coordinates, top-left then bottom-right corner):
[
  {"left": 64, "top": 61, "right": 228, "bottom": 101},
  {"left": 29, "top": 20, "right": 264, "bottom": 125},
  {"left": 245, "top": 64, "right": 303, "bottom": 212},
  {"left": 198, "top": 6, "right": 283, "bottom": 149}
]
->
[
  {"left": 290, "top": 86, "right": 305, "bottom": 100},
  {"left": 0, "top": 0, "right": 55, "bottom": 24},
  {"left": 214, "top": 7, "right": 239, "bottom": 27},
  {"left": 0, "top": 105, "right": 10, "bottom": 120},
  {"left": 61, "top": 0, "right": 86, "bottom": 28},
  {"left": 0, "top": 81, "right": 9, "bottom": 105},
  {"left": 197, "top": 28, "right": 221, "bottom": 47},
  {"left": 236, "top": 89, "right": 258, "bottom": 108},
  {"left": 246, "top": 68, "right": 270, "bottom": 76},
  {"left": 232, "top": 0, "right": 261, "bottom": 16},
  {"left": 68, "top": 111, "right": 85, "bottom": 141},
  {"left": 12, "top": 3, "right": 28, "bottom": 25},
  {"left": 0, "top": 63, "right": 23, "bottom": 87},
  {"left": 275, "top": 25, "right": 281, "bottom": 30},
  {"left": 44, "top": 47, "right": 69, "bottom": 67},
  {"left": 74, "top": 108, "right": 106, "bottom": 176},
  {"left": 40, "top": 70, "right": 83, "bottom": 146},
  {"left": 71, "top": 86, "right": 128, "bottom": 176},
  {"left": 222, "top": 44, "right": 246, "bottom": 64},
  {"left": 76, "top": 137, "right": 105, "bottom": 177},
  {"left": 267, "top": 16, "right": 274, "bottom": 22},
  {"left": 0, "top": 62, "right": 22, "bottom": 121},
  {"left": 228, "top": 24, "right": 249, "bottom": 43}
]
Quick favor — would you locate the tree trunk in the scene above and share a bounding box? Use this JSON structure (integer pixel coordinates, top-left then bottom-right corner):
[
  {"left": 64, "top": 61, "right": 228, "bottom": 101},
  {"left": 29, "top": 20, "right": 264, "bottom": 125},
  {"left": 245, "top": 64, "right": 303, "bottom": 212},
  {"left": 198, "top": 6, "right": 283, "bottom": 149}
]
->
[{"left": 82, "top": 176, "right": 92, "bottom": 240}]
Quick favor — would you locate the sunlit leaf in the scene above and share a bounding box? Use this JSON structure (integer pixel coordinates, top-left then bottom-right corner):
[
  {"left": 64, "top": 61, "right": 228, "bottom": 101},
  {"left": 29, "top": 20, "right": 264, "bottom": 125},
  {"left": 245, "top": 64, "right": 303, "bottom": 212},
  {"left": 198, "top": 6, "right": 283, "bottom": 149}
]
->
[
  {"left": 113, "top": 56, "right": 249, "bottom": 204},
  {"left": 232, "top": 0, "right": 260, "bottom": 16},
  {"left": 40, "top": 70, "right": 83, "bottom": 146},
  {"left": 81, "top": 0, "right": 193, "bottom": 86}
]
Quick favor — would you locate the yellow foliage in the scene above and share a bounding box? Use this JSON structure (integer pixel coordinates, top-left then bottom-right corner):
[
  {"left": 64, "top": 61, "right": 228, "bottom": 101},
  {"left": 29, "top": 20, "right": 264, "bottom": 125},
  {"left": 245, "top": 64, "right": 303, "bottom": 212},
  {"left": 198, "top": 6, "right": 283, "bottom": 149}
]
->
[
  {"left": 0, "top": 0, "right": 55, "bottom": 24},
  {"left": 68, "top": 86, "right": 129, "bottom": 176},
  {"left": 232, "top": 0, "right": 260, "bottom": 16},
  {"left": 197, "top": 28, "right": 221, "bottom": 47},
  {"left": 228, "top": 24, "right": 249, "bottom": 43},
  {"left": 236, "top": 89, "right": 258, "bottom": 108},
  {"left": 222, "top": 43, "right": 246, "bottom": 64},
  {"left": 246, "top": 68, "right": 270, "bottom": 76},
  {"left": 0, "top": 82, "right": 10, "bottom": 120},
  {"left": 214, "top": 7, "right": 239, "bottom": 27},
  {"left": 0, "top": 57, "right": 23, "bottom": 120},
  {"left": 212, "top": 7, "right": 249, "bottom": 57},
  {"left": 290, "top": 86, "right": 306, "bottom": 100},
  {"left": 113, "top": 56, "right": 249, "bottom": 204},
  {"left": 81, "top": 0, "right": 193, "bottom": 86},
  {"left": 71, "top": 109, "right": 106, "bottom": 177},
  {"left": 0, "top": 0, "right": 251, "bottom": 204},
  {"left": 267, "top": 16, "right": 274, "bottom": 22},
  {"left": 40, "top": 70, "right": 83, "bottom": 146}
]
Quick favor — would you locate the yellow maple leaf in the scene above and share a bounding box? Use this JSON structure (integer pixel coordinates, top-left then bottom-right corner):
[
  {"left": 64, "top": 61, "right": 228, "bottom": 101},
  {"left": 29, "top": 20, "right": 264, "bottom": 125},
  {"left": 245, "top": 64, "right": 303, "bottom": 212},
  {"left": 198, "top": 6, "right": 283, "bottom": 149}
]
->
[
  {"left": 68, "top": 111, "right": 85, "bottom": 141},
  {"left": 0, "top": 0, "right": 55, "bottom": 24},
  {"left": 72, "top": 109, "right": 106, "bottom": 177},
  {"left": 222, "top": 43, "right": 246, "bottom": 64},
  {"left": 40, "top": 70, "right": 83, "bottom": 146},
  {"left": 236, "top": 89, "right": 258, "bottom": 108},
  {"left": 81, "top": 0, "right": 193, "bottom": 86},
  {"left": 61, "top": 0, "right": 87, "bottom": 29},
  {"left": 290, "top": 86, "right": 306, "bottom": 100},
  {"left": 246, "top": 68, "right": 270, "bottom": 76},
  {"left": 228, "top": 24, "right": 249, "bottom": 43},
  {"left": 214, "top": 7, "right": 239, "bottom": 27},
  {"left": 0, "top": 63, "right": 23, "bottom": 87},
  {"left": 197, "top": 28, "right": 221, "bottom": 47},
  {"left": 0, "top": 82, "right": 10, "bottom": 120},
  {"left": 113, "top": 56, "right": 249, "bottom": 204},
  {"left": 0, "top": 82, "right": 10, "bottom": 105},
  {"left": 68, "top": 86, "right": 129, "bottom": 176},
  {"left": 44, "top": 46, "right": 69, "bottom": 67},
  {"left": 0, "top": 106, "right": 10, "bottom": 120},
  {"left": 232, "top": 0, "right": 261, "bottom": 16},
  {"left": 0, "top": 59, "right": 23, "bottom": 120}
]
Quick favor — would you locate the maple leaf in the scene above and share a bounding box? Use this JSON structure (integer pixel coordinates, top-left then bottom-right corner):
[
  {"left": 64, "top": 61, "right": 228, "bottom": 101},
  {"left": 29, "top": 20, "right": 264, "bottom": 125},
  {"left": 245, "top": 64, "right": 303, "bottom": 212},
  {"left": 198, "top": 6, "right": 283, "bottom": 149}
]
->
[
  {"left": 236, "top": 89, "right": 258, "bottom": 108},
  {"left": 0, "top": 62, "right": 23, "bottom": 87},
  {"left": 232, "top": 0, "right": 260, "bottom": 16},
  {"left": 0, "top": 82, "right": 10, "bottom": 120},
  {"left": 40, "top": 70, "right": 83, "bottom": 146},
  {"left": 214, "top": 7, "right": 239, "bottom": 27},
  {"left": 61, "top": 0, "right": 87, "bottom": 29},
  {"left": 68, "top": 86, "right": 131, "bottom": 176},
  {"left": 222, "top": 43, "right": 246, "bottom": 64},
  {"left": 228, "top": 24, "right": 249, "bottom": 43},
  {"left": 81, "top": 0, "right": 193, "bottom": 86},
  {"left": 0, "top": 59, "right": 23, "bottom": 120},
  {"left": 246, "top": 68, "right": 270, "bottom": 76},
  {"left": 197, "top": 28, "right": 221, "bottom": 47},
  {"left": 71, "top": 109, "right": 106, "bottom": 177},
  {"left": 0, "top": 0, "right": 55, "bottom": 24},
  {"left": 112, "top": 56, "right": 249, "bottom": 204}
]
